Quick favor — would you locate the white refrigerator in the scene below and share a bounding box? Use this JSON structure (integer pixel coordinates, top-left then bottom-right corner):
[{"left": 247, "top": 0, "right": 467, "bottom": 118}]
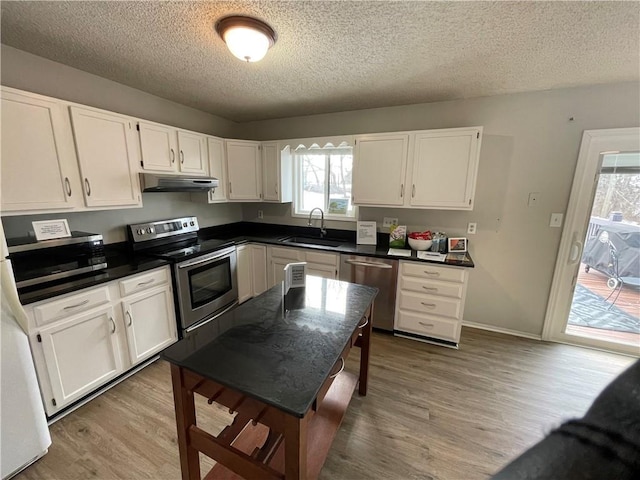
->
[{"left": 0, "top": 222, "right": 51, "bottom": 479}]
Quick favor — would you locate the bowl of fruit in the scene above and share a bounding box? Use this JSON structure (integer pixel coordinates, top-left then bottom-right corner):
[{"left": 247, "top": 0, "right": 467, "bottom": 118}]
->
[{"left": 408, "top": 231, "right": 433, "bottom": 251}]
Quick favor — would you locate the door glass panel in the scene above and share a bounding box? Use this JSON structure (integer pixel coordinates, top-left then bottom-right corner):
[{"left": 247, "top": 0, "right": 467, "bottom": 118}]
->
[
  {"left": 188, "top": 258, "right": 232, "bottom": 309},
  {"left": 566, "top": 152, "right": 640, "bottom": 346}
]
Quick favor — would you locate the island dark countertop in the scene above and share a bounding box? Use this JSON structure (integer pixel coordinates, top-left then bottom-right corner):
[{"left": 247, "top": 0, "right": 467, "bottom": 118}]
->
[{"left": 161, "top": 276, "right": 378, "bottom": 418}]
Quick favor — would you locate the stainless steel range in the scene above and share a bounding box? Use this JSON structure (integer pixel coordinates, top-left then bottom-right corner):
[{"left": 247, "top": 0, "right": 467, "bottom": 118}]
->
[{"left": 128, "top": 217, "right": 238, "bottom": 335}]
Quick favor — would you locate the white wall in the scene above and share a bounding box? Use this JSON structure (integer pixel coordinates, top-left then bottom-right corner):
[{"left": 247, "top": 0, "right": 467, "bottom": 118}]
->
[
  {"left": 239, "top": 83, "right": 640, "bottom": 337},
  {"left": 1, "top": 46, "right": 244, "bottom": 242}
]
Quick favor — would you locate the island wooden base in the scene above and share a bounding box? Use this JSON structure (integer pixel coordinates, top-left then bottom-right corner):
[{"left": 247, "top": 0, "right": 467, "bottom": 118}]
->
[{"left": 204, "top": 371, "right": 358, "bottom": 480}]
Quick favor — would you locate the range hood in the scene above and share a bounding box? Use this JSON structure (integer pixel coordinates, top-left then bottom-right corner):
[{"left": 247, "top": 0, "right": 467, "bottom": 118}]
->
[{"left": 142, "top": 174, "right": 219, "bottom": 192}]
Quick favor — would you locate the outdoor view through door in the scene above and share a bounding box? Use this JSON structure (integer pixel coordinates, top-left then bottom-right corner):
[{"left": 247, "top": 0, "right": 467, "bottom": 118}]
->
[{"left": 567, "top": 152, "right": 640, "bottom": 347}]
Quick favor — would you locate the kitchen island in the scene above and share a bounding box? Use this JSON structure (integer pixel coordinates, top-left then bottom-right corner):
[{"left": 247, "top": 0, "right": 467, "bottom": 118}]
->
[{"left": 162, "top": 276, "right": 378, "bottom": 480}]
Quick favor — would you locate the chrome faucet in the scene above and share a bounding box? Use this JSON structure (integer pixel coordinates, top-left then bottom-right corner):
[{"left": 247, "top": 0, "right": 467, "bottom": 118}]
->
[{"left": 308, "top": 208, "right": 327, "bottom": 237}]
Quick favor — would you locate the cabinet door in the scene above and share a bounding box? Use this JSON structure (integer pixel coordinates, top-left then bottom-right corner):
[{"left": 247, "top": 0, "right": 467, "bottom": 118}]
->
[
  {"left": 353, "top": 134, "right": 409, "bottom": 206},
  {"left": 226, "top": 140, "right": 262, "bottom": 201},
  {"left": 251, "top": 245, "right": 268, "bottom": 296},
  {"left": 236, "top": 245, "right": 253, "bottom": 304},
  {"left": 121, "top": 285, "right": 177, "bottom": 365},
  {"left": 177, "top": 130, "right": 207, "bottom": 175},
  {"left": 306, "top": 263, "right": 338, "bottom": 279},
  {"left": 207, "top": 136, "right": 228, "bottom": 202},
  {"left": 262, "top": 142, "right": 280, "bottom": 201},
  {"left": 1, "top": 89, "right": 79, "bottom": 211},
  {"left": 138, "top": 121, "right": 178, "bottom": 172},
  {"left": 267, "top": 247, "right": 304, "bottom": 288},
  {"left": 410, "top": 128, "right": 481, "bottom": 210},
  {"left": 38, "top": 305, "right": 123, "bottom": 411},
  {"left": 70, "top": 107, "right": 141, "bottom": 207}
]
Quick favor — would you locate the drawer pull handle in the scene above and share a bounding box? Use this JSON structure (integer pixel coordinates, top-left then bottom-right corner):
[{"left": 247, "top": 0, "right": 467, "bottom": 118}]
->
[
  {"left": 180, "top": 150, "right": 185, "bottom": 164},
  {"left": 170, "top": 148, "right": 175, "bottom": 163},
  {"left": 126, "top": 311, "right": 133, "bottom": 327},
  {"left": 420, "top": 302, "right": 436, "bottom": 308},
  {"left": 84, "top": 178, "right": 92, "bottom": 196},
  {"left": 109, "top": 317, "right": 116, "bottom": 334},
  {"left": 419, "top": 321, "right": 435, "bottom": 328},
  {"left": 64, "top": 177, "right": 72, "bottom": 197},
  {"left": 63, "top": 299, "right": 90, "bottom": 310},
  {"left": 330, "top": 357, "right": 345, "bottom": 379},
  {"left": 358, "top": 317, "right": 369, "bottom": 329},
  {"left": 424, "top": 270, "right": 440, "bottom": 276},
  {"left": 137, "top": 279, "right": 155, "bottom": 287},
  {"left": 422, "top": 286, "right": 438, "bottom": 292}
]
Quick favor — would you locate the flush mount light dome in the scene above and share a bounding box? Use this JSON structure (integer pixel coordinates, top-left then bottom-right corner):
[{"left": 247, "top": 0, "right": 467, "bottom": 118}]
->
[{"left": 215, "top": 15, "right": 277, "bottom": 63}]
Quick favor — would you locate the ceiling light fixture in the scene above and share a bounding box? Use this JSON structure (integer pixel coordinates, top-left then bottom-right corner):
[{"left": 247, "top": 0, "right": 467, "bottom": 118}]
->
[{"left": 215, "top": 15, "right": 277, "bottom": 63}]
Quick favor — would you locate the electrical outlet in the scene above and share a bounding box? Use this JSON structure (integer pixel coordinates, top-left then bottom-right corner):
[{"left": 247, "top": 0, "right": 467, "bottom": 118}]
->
[
  {"left": 467, "top": 222, "right": 477, "bottom": 234},
  {"left": 549, "top": 213, "right": 563, "bottom": 228},
  {"left": 383, "top": 217, "right": 399, "bottom": 227},
  {"left": 528, "top": 192, "right": 540, "bottom": 207},
  {"left": 257, "top": 210, "right": 264, "bottom": 219}
]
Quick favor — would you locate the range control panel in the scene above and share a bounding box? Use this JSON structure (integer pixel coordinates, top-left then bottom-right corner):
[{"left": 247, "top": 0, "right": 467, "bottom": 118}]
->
[{"left": 128, "top": 216, "right": 199, "bottom": 243}]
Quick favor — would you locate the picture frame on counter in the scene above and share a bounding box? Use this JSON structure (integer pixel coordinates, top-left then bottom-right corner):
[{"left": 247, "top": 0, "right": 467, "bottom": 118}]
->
[
  {"left": 31, "top": 219, "right": 71, "bottom": 241},
  {"left": 448, "top": 237, "right": 468, "bottom": 253}
]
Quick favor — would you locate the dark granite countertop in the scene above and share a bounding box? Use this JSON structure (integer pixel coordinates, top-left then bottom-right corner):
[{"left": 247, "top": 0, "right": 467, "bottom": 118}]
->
[
  {"left": 17, "top": 244, "right": 169, "bottom": 305},
  {"left": 199, "top": 222, "right": 475, "bottom": 268},
  {"left": 161, "top": 276, "right": 378, "bottom": 418}
]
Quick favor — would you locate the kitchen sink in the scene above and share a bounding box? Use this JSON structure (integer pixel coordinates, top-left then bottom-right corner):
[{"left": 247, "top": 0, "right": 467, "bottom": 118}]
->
[{"left": 279, "top": 236, "right": 344, "bottom": 248}]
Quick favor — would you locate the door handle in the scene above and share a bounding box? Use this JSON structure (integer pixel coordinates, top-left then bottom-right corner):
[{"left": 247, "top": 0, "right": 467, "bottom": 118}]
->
[
  {"left": 400, "top": 184, "right": 404, "bottom": 198},
  {"left": 569, "top": 233, "right": 583, "bottom": 264},
  {"left": 84, "top": 178, "right": 91, "bottom": 196},
  {"left": 180, "top": 150, "right": 185, "bottom": 164},
  {"left": 109, "top": 317, "right": 116, "bottom": 334},
  {"left": 412, "top": 184, "right": 416, "bottom": 198},
  {"left": 126, "top": 311, "right": 132, "bottom": 327},
  {"left": 64, "top": 177, "right": 72, "bottom": 197},
  {"left": 170, "top": 148, "right": 175, "bottom": 163}
]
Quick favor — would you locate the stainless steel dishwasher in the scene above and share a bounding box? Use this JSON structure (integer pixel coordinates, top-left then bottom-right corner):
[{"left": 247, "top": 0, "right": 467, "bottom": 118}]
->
[{"left": 339, "top": 255, "right": 398, "bottom": 332}]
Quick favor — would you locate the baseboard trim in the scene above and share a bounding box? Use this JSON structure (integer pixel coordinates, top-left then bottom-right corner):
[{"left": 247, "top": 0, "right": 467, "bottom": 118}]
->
[{"left": 462, "top": 321, "right": 542, "bottom": 341}]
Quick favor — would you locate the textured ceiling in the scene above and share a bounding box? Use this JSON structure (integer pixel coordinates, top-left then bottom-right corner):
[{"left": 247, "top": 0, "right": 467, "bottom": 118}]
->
[{"left": 1, "top": 1, "right": 639, "bottom": 122}]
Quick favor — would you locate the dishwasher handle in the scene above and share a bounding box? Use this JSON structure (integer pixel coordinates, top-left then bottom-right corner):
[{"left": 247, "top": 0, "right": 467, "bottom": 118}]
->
[{"left": 344, "top": 259, "right": 393, "bottom": 269}]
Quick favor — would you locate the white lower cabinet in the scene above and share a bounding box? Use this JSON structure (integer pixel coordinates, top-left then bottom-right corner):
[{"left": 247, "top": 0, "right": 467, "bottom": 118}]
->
[
  {"left": 38, "top": 305, "right": 123, "bottom": 413},
  {"left": 26, "top": 266, "right": 177, "bottom": 417},
  {"left": 121, "top": 285, "right": 177, "bottom": 365},
  {"left": 237, "top": 244, "right": 268, "bottom": 304},
  {"left": 267, "top": 246, "right": 339, "bottom": 288},
  {"left": 394, "top": 261, "right": 469, "bottom": 346}
]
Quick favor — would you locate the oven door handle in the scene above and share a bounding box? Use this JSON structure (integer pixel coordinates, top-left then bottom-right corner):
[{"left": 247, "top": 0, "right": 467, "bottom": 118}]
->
[
  {"left": 185, "top": 301, "right": 239, "bottom": 333},
  {"left": 177, "top": 248, "right": 235, "bottom": 269}
]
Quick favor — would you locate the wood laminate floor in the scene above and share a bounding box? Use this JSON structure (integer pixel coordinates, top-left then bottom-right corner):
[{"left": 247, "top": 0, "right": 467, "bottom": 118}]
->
[{"left": 16, "top": 328, "right": 634, "bottom": 480}]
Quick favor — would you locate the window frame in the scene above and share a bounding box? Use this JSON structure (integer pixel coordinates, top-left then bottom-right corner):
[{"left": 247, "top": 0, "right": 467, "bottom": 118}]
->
[{"left": 290, "top": 139, "right": 357, "bottom": 222}]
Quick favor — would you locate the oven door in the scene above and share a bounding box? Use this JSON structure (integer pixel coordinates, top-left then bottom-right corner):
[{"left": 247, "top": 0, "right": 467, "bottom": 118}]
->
[{"left": 175, "top": 246, "right": 238, "bottom": 331}]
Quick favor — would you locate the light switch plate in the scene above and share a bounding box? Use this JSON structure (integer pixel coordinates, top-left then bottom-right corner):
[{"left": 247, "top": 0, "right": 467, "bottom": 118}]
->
[
  {"left": 467, "top": 222, "right": 477, "bottom": 234},
  {"left": 550, "top": 213, "right": 563, "bottom": 227},
  {"left": 383, "top": 217, "right": 399, "bottom": 227}
]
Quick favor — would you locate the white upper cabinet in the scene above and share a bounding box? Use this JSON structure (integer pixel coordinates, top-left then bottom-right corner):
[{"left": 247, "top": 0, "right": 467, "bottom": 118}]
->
[
  {"left": 177, "top": 130, "right": 207, "bottom": 175},
  {"left": 262, "top": 142, "right": 292, "bottom": 203},
  {"left": 207, "top": 136, "right": 228, "bottom": 203},
  {"left": 70, "top": 107, "right": 142, "bottom": 208},
  {"left": 409, "top": 128, "right": 482, "bottom": 210},
  {"left": 138, "top": 122, "right": 176, "bottom": 172},
  {"left": 353, "top": 133, "right": 409, "bottom": 206},
  {"left": 226, "top": 139, "right": 262, "bottom": 201},
  {"left": 138, "top": 121, "right": 207, "bottom": 176},
  {"left": 1, "top": 88, "right": 82, "bottom": 212},
  {"left": 352, "top": 127, "right": 482, "bottom": 210}
]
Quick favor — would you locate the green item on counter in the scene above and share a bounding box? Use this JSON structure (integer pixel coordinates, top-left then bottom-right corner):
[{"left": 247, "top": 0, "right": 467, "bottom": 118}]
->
[{"left": 389, "top": 224, "right": 406, "bottom": 248}]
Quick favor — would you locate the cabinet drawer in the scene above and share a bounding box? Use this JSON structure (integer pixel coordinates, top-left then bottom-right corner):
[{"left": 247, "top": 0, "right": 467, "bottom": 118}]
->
[
  {"left": 269, "top": 247, "right": 303, "bottom": 261},
  {"left": 401, "top": 262, "right": 465, "bottom": 283},
  {"left": 395, "top": 310, "right": 460, "bottom": 342},
  {"left": 305, "top": 251, "right": 338, "bottom": 266},
  {"left": 399, "top": 277, "right": 463, "bottom": 299},
  {"left": 398, "top": 291, "right": 461, "bottom": 319},
  {"left": 34, "top": 286, "right": 111, "bottom": 327},
  {"left": 119, "top": 268, "right": 169, "bottom": 297}
]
